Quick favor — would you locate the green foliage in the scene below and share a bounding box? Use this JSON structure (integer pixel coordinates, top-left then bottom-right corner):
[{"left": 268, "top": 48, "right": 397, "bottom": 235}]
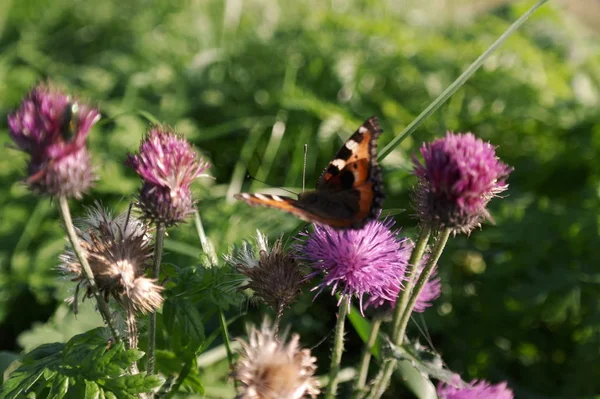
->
[
  {"left": 0, "top": 328, "right": 162, "bottom": 399},
  {"left": 0, "top": 0, "right": 599, "bottom": 397}
]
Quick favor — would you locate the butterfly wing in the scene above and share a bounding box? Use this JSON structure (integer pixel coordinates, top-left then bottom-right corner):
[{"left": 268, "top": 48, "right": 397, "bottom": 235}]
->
[
  {"left": 234, "top": 192, "right": 356, "bottom": 228},
  {"left": 235, "top": 117, "right": 384, "bottom": 229},
  {"left": 298, "top": 116, "right": 384, "bottom": 228}
]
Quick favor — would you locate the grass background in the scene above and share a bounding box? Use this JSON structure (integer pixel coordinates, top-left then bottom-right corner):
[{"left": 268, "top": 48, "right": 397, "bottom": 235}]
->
[{"left": 0, "top": 0, "right": 599, "bottom": 397}]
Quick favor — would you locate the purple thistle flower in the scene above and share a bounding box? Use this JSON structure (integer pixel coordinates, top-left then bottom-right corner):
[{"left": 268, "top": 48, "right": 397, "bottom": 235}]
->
[
  {"left": 437, "top": 378, "right": 514, "bottom": 399},
  {"left": 126, "top": 127, "right": 210, "bottom": 226},
  {"left": 413, "top": 132, "right": 513, "bottom": 234},
  {"left": 7, "top": 83, "right": 100, "bottom": 198},
  {"left": 367, "top": 247, "right": 441, "bottom": 313},
  {"left": 297, "top": 218, "right": 411, "bottom": 313}
]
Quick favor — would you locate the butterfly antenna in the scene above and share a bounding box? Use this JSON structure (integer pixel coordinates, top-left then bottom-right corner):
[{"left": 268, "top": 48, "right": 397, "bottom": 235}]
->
[
  {"left": 302, "top": 144, "right": 308, "bottom": 193},
  {"left": 245, "top": 173, "right": 298, "bottom": 196}
]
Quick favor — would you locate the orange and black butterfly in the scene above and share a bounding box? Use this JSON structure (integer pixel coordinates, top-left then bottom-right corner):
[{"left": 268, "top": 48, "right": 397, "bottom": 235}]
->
[{"left": 235, "top": 117, "right": 384, "bottom": 229}]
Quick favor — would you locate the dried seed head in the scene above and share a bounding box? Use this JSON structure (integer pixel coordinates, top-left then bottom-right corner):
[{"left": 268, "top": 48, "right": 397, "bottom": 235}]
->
[
  {"left": 233, "top": 321, "right": 320, "bottom": 399},
  {"left": 59, "top": 203, "right": 163, "bottom": 313},
  {"left": 229, "top": 231, "right": 304, "bottom": 312}
]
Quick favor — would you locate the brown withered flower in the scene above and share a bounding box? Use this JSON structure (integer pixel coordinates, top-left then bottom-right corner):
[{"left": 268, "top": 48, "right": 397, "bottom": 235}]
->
[
  {"left": 59, "top": 203, "right": 163, "bottom": 314},
  {"left": 226, "top": 231, "right": 305, "bottom": 330},
  {"left": 233, "top": 320, "right": 320, "bottom": 399}
]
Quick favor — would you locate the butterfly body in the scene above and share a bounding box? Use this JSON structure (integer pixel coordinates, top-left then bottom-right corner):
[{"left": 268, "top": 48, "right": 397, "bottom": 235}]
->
[{"left": 235, "top": 117, "right": 384, "bottom": 229}]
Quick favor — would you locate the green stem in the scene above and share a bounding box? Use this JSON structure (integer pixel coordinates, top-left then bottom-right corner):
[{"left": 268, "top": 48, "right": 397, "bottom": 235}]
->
[
  {"left": 218, "top": 307, "right": 234, "bottom": 367},
  {"left": 377, "top": 0, "right": 550, "bottom": 162},
  {"left": 391, "top": 227, "right": 431, "bottom": 339},
  {"left": 354, "top": 318, "right": 382, "bottom": 395},
  {"left": 164, "top": 357, "right": 194, "bottom": 398},
  {"left": 325, "top": 296, "right": 350, "bottom": 399},
  {"left": 193, "top": 208, "right": 217, "bottom": 266},
  {"left": 369, "top": 228, "right": 452, "bottom": 399},
  {"left": 147, "top": 223, "right": 166, "bottom": 375},
  {"left": 57, "top": 195, "right": 119, "bottom": 341}
]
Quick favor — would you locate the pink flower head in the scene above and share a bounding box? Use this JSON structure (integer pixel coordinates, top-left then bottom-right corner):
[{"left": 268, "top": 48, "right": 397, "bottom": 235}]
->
[
  {"left": 126, "top": 127, "right": 210, "bottom": 225},
  {"left": 413, "top": 132, "right": 512, "bottom": 234},
  {"left": 437, "top": 378, "right": 514, "bottom": 399},
  {"left": 7, "top": 83, "right": 100, "bottom": 198},
  {"left": 297, "top": 218, "right": 411, "bottom": 313},
  {"left": 367, "top": 248, "right": 441, "bottom": 313}
]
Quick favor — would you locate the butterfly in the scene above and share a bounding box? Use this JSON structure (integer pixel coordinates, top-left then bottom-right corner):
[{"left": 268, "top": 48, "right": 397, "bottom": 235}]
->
[{"left": 235, "top": 116, "right": 384, "bottom": 229}]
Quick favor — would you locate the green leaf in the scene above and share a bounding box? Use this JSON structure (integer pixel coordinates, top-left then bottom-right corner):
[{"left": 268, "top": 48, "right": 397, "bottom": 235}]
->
[
  {"left": 0, "top": 329, "right": 161, "bottom": 399},
  {"left": 47, "top": 375, "right": 69, "bottom": 399},
  {"left": 84, "top": 381, "right": 100, "bottom": 399},
  {"left": 385, "top": 338, "right": 464, "bottom": 387},
  {"left": 162, "top": 297, "right": 205, "bottom": 353},
  {"left": 347, "top": 304, "right": 382, "bottom": 359}
]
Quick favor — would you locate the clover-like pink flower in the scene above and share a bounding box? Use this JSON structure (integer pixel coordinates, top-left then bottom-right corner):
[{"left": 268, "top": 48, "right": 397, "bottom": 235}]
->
[
  {"left": 297, "top": 218, "right": 410, "bottom": 313},
  {"left": 7, "top": 83, "right": 100, "bottom": 198},
  {"left": 437, "top": 378, "right": 514, "bottom": 399},
  {"left": 413, "top": 132, "right": 512, "bottom": 234},
  {"left": 126, "top": 128, "right": 210, "bottom": 226},
  {"left": 367, "top": 248, "right": 441, "bottom": 313}
]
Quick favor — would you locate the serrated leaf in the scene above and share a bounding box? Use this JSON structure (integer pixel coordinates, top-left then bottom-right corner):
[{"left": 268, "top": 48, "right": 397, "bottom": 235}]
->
[
  {"left": 162, "top": 297, "right": 205, "bottom": 353},
  {"left": 385, "top": 338, "right": 466, "bottom": 387},
  {"left": 1, "top": 329, "right": 159, "bottom": 399},
  {"left": 103, "top": 374, "right": 162, "bottom": 394}
]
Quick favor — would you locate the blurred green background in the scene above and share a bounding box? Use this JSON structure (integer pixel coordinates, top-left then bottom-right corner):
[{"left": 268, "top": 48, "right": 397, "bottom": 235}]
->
[{"left": 0, "top": 0, "right": 599, "bottom": 397}]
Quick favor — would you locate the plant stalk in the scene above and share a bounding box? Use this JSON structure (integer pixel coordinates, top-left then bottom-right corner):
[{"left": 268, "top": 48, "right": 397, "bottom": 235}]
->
[
  {"left": 391, "top": 227, "right": 431, "bottom": 339},
  {"left": 369, "top": 228, "right": 452, "bottom": 399},
  {"left": 147, "top": 222, "right": 166, "bottom": 375},
  {"left": 325, "top": 295, "right": 350, "bottom": 399},
  {"left": 57, "top": 195, "right": 119, "bottom": 341},
  {"left": 354, "top": 318, "right": 382, "bottom": 395},
  {"left": 218, "top": 307, "right": 234, "bottom": 367}
]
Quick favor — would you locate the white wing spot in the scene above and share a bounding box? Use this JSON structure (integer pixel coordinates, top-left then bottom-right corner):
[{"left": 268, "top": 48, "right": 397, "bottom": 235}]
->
[
  {"left": 272, "top": 195, "right": 284, "bottom": 201},
  {"left": 332, "top": 159, "right": 346, "bottom": 169},
  {"left": 241, "top": 193, "right": 251, "bottom": 199},
  {"left": 254, "top": 193, "right": 269, "bottom": 200},
  {"left": 358, "top": 126, "right": 368, "bottom": 134},
  {"left": 345, "top": 139, "right": 359, "bottom": 150}
]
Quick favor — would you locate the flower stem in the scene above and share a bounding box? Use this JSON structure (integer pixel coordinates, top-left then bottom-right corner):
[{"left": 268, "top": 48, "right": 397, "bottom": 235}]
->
[
  {"left": 57, "top": 195, "right": 119, "bottom": 341},
  {"left": 368, "top": 228, "right": 452, "bottom": 399},
  {"left": 377, "top": 0, "right": 549, "bottom": 162},
  {"left": 354, "top": 317, "right": 382, "bottom": 395},
  {"left": 218, "top": 307, "right": 234, "bottom": 367},
  {"left": 325, "top": 295, "right": 350, "bottom": 399},
  {"left": 273, "top": 301, "right": 286, "bottom": 338},
  {"left": 391, "top": 227, "right": 431, "bottom": 339},
  {"left": 194, "top": 208, "right": 217, "bottom": 266},
  {"left": 147, "top": 222, "right": 166, "bottom": 375}
]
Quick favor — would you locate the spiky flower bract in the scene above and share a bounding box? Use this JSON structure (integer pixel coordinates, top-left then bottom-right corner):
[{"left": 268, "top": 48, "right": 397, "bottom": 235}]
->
[
  {"left": 126, "top": 127, "right": 210, "bottom": 226},
  {"left": 59, "top": 203, "right": 163, "bottom": 314},
  {"left": 7, "top": 83, "right": 100, "bottom": 198},
  {"left": 233, "top": 320, "right": 320, "bottom": 399},
  {"left": 437, "top": 378, "right": 514, "bottom": 399},
  {"left": 413, "top": 132, "right": 513, "bottom": 234},
  {"left": 297, "top": 218, "right": 411, "bottom": 313},
  {"left": 227, "top": 231, "right": 304, "bottom": 314},
  {"left": 367, "top": 247, "right": 441, "bottom": 313}
]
